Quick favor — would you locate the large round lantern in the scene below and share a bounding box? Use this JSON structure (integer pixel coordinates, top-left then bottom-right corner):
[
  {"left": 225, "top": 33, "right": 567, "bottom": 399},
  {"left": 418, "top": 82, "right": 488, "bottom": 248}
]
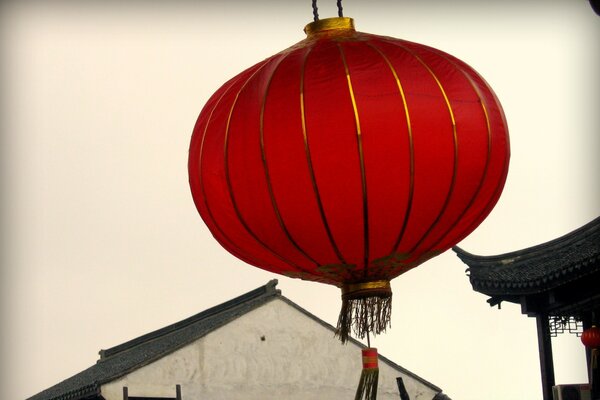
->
[{"left": 189, "top": 17, "right": 510, "bottom": 343}]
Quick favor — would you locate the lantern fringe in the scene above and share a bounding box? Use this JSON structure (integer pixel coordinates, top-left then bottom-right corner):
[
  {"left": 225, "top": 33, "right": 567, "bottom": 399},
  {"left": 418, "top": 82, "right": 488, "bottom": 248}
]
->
[
  {"left": 337, "top": 295, "right": 392, "bottom": 344},
  {"left": 355, "top": 348, "right": 379, "bottom": 400},
  {"left": 355, "top": 366, "right": 379, "bottom": 400}
]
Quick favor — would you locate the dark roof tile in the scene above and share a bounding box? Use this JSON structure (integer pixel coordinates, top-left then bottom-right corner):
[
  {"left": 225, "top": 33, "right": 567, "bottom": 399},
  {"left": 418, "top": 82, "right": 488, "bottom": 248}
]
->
[
  {"left": 28, "top": 280, "right": 280, "bottom": 400},
  {"left": 453, "top": 217, "right": 600, "bottom": 296},
  {"left": 28, "top": 279, "right": 442, "bottom": 400}
]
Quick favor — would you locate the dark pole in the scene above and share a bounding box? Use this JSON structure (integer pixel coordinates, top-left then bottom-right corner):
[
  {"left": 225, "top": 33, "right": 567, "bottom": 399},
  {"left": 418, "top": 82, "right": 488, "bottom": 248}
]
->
[
  {"left": 396, "top": 377, "right": 410, "bottom": 400},
  {"left": 586, "top": 310, "right": 600, "bottom": 400},
  {"left": 536, "top": 314, "right": 555, "bottom": 400},
  {"left": 583, "top": 316, "right": 593, "bottom": 384}
]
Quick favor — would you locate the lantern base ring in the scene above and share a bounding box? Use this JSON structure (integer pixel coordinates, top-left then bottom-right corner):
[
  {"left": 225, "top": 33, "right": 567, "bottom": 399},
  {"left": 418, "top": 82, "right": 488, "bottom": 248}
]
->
[
  {"left": 337, "top": 280, "right": 392, "bottom": 344},
  {"left": 342, "top": 280, "right": 391, "bottom": 300}
]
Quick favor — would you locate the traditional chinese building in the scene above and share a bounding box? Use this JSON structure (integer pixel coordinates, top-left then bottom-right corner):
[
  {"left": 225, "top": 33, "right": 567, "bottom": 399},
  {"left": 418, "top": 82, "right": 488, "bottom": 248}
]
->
[
  {"left": 454, "top": 217, "right": 600, "bottom": 400},
  {"left": 28, "top": 280, "right": 449, "bottom": 400}
]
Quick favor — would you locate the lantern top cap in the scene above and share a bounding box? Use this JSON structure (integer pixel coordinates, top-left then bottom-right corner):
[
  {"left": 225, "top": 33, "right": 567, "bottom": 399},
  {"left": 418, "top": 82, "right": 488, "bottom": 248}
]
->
[{"left": 304, "top": 17, "right": 355, "bottom": 38}]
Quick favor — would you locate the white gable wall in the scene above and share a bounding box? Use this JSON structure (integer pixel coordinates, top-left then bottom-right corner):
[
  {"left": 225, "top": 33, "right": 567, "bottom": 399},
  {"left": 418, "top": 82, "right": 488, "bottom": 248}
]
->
[{"left": 101, "top": 299, "right": 438, "bottom": 400}]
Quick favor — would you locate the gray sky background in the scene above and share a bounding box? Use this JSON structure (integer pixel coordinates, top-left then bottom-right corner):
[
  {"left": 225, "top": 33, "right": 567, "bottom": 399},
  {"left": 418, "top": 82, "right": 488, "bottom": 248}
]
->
[{"left": 1, "top": 1, "right": 599, "bottom": 399}]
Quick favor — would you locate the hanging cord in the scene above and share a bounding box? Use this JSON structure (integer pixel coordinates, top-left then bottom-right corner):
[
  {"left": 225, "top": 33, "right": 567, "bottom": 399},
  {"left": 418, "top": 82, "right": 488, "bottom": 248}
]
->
[
  {"left": 337, "top": 0, "right": 344, "bottom": 17},
  {"left": 311, "top": 0, "right": 343, "bottom": 21}
]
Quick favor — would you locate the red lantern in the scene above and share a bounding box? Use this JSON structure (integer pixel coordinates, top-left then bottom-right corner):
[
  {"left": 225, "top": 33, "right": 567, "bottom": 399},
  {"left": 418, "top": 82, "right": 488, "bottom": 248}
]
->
[
  {"left": 582, "top": 326, "right": 600, "bottom": 348},
  {"left": 189, "top": 17, "right": 510, "bottom": 342},
  {"left": 582, "top": 325, "right": 600, "bottom": 398}
]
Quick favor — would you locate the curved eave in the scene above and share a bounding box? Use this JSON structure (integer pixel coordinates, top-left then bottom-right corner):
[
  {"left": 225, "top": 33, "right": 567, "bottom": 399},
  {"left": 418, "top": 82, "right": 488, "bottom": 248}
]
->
[{"left": 453, "top": 217, "right": 600, "bottom": 295}]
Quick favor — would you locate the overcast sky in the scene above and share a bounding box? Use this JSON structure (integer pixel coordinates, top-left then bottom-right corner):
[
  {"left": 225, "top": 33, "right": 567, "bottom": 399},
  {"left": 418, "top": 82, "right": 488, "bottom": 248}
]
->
[{"left": 1, "top": 1, "right": 599, "bottom": 399}]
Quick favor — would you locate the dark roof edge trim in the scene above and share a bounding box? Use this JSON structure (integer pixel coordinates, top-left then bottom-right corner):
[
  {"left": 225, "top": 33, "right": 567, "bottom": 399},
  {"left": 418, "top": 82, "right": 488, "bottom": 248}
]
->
[
  {"left": 56, "top": 382, "right": 100, "bottom": 400},
  {"left": 99, "top": 280, "right": 280, "bottom": 360},
  {"left": 453, "top": 216, "right": 600, "bottom": 266},
  {"left": 102, "top": 297, "right": 282, "bottom": 385},
  {"left": 278, "top": 295, "right": 443, "bottom": 393}
]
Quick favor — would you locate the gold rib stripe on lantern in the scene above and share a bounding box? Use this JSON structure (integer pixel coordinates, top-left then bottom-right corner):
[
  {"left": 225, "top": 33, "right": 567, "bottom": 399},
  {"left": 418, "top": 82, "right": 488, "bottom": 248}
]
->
[
  {"left": 338, "top": 43, "right": 371, "bottom": 274},
  {"left": 223, "top": 56, "right": 309, "bottom": 273},
  {"left": 300, "top": 45, "right": 347, "bottom": 265},
  {"left": 460, "top": 130, "right": 509, "bottom": 240},
  {"left": 365, "top": 42, "right": 416, "bottom": 257},
  {"left": 416, "top": 47, "right": 494, "bottom": 254},
  {"left": 393, "top": 43, "right": 460, "bottom": 256},
  {"left": 458, "top": 75, "right": 510, "bottom": 243},
  {"left": 259, "top": 51, "right": 321, "bottom": 267},
  {"left": 197, "top": 62, "right": 275, "bottom": 270},
  {"left": 425, "top": 48, "right": 510, "bottom": 246}
]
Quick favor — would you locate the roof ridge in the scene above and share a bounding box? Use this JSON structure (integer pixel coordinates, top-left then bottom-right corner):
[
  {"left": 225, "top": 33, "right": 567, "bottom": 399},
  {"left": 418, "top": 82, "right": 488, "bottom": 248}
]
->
[
  {"left": 98, "top": 279, "right": 280, "bottom": 361},
  {"left": 27, "top": 279, "right": 445, "bottom": 400},
  {"left": 453, "top": 216, "right": 600, "bottom": 266},
  {"left": 277, "top": 295, "right": 442, "bottom": 393}
]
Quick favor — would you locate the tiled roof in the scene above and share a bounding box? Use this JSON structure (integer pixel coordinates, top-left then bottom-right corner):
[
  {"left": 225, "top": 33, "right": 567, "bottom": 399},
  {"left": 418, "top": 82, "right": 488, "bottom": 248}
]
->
[
  {"left": 27, "top": 279, "right": 442, "bottom": 400},
  {"left": 453, "top": 217, "right": 600, "bottom": 296},
  {"left": 28, "top": 280, "right": 282, "bottom": 400}
]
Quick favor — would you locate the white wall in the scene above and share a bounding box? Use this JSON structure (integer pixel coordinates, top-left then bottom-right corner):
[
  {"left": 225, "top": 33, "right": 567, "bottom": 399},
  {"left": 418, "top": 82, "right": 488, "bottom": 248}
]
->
[{"left": 102, "top": 298, "right": 438, "bottom": 400}]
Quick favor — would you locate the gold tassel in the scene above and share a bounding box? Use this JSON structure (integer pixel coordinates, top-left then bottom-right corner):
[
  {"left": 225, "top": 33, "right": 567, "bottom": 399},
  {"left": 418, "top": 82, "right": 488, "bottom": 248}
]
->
[
  {"left": 355, "top": 348, "right": 379, "bottom": 400},
  {"left": 336, "top": 280, "right": 392, "bottom": 343}
]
